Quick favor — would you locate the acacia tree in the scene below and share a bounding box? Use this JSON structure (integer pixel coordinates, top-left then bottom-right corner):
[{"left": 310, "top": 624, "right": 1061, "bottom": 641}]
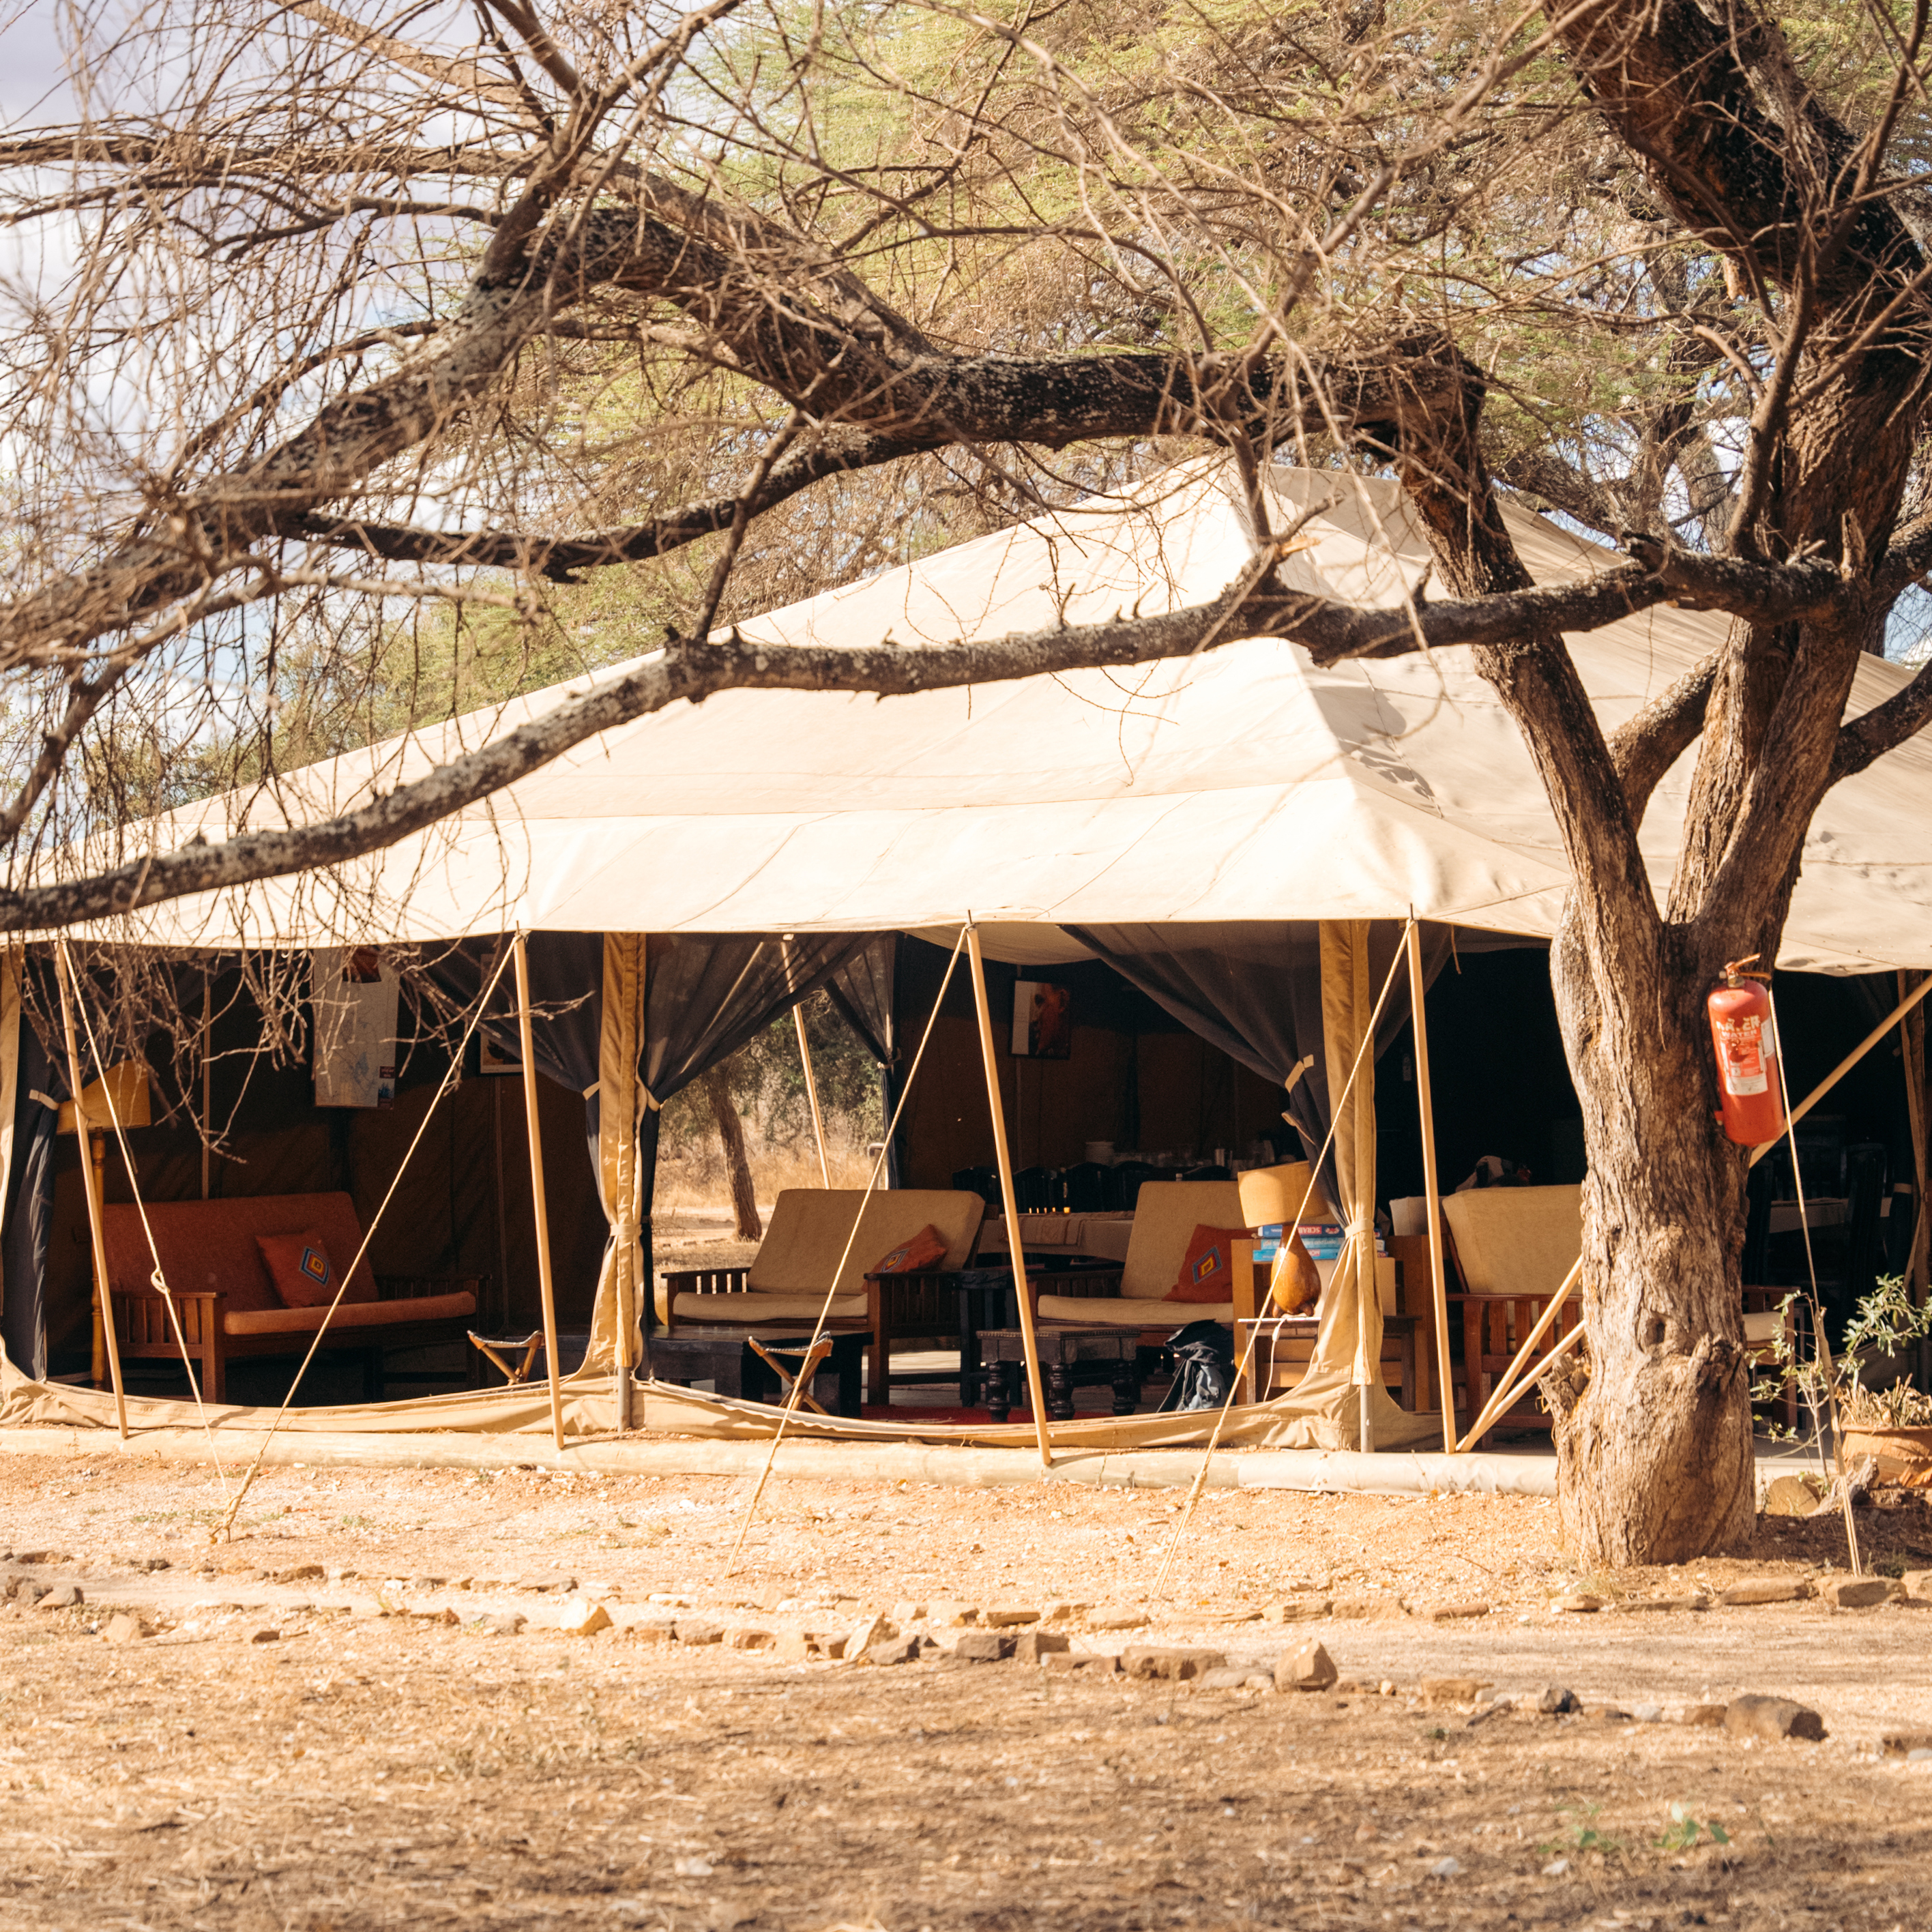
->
[{"left": 5, "top": 0, "right": 1932, "bottom": 1559}]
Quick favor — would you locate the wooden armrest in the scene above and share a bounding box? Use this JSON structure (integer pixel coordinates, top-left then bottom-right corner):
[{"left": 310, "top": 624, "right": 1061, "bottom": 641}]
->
[
  {"left": 116, "top": 1281, "right": 220, "bottom": 1302},
  {"left": 376, "top": 1273, "right": 485, "bottom": 1302},
  {"left": 661, "top": 1267, "right": 750, "bottom": 1293}
]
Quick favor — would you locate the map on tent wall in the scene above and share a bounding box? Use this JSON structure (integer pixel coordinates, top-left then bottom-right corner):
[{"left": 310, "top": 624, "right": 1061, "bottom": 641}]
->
[
  {"left": 312, "top": 947, "right": 398, "bottom": 1108},
  {"left": 1011, "top": 981, "right": 1072, "bottom": 1059}
]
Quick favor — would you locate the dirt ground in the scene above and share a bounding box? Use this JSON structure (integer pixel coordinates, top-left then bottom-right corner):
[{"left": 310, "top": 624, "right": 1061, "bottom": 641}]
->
[{"left": 3, "top": 1450, "right": 1931, "bottom": 1930}]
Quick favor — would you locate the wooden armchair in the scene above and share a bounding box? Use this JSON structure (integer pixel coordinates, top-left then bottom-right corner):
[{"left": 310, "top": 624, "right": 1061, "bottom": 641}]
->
[{"left": 661, "top": 1188, "right": 984, "bottom": 1404}]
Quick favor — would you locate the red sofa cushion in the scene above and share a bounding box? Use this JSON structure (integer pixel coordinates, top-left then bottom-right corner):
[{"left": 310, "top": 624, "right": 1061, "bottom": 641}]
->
[{"left": 102, "top": 1192, "right": 380, "bottom": 1312}]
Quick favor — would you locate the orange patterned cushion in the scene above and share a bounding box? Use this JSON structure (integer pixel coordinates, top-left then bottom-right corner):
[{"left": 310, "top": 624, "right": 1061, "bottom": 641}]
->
[
  {"left": 256, "top": 1229, "right": 342, "bottom": 1308},
  {"left": 1165, "top": 1224, "right": 1245, "bottom": 1303},
  {"left": 872, "top": 1223, "right": 948, "bottom": 1274}
]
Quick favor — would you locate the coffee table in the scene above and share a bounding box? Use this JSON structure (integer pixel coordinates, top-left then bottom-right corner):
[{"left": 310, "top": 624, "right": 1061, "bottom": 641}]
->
[
  {"left": 978, "top": 1326, "right": 1141, "bottom": 1422},
  {"left": 647, "top": 1325, "right": 870, "bottom": 1419}
]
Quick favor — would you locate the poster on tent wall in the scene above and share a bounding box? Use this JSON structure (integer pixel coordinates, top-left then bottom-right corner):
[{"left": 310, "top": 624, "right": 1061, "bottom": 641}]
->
[
  {"left": 312, "top": 948, "right": 398, "bottom": 1109},
  {"left": 1010, "top": 980, "right": 1072, "bottom": 1058}
]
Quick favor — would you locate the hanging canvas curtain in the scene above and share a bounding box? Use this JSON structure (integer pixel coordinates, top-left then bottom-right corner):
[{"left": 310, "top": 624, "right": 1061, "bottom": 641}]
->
[
  {"left": 583, "top": 931, "right": 877, "bottom": 1369},
  {"left": 1295, "top": 920, "right": 1417, "bottom": 1448},
  {"left": 1066, "top": 920, "right": 1452, "bottom": 1207}
]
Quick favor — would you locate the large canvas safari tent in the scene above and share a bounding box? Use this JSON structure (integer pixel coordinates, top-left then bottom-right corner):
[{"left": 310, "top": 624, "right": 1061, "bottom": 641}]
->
[{"left": 3, "top": 461, "right": 1929, "bottom": 1452}]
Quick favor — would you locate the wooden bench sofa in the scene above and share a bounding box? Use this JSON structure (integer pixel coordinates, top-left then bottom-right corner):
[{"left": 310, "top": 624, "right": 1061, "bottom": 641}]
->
[{"left": 103, "top": 1192, "right": 480, "bottom": 1403}]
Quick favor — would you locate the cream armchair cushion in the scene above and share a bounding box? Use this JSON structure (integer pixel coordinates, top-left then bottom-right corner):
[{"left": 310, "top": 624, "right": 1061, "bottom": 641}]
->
[
  {"left": 1440, "top": 1184, "right": 1581, "bottom": 1297},
  {"left": 1035, "top": 1179, "right": 1243, "bottom": 1323}
]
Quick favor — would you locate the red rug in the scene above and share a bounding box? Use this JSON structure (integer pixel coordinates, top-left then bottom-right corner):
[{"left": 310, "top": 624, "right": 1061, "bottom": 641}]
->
[{"left": 860, "top": 1405, "right": 1038, "bottom": 1427}]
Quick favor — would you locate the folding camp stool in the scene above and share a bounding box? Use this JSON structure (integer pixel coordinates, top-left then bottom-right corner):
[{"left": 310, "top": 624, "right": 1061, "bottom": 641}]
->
[
  {"left": 469, "top": 1330, "right": 544, "bottom": 1385},
  {"left": 747, "top": 1334, "right": 835, "bottom": 1415}
]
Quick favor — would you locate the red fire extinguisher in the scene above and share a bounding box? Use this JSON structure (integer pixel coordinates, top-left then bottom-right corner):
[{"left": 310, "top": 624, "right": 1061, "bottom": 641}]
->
[{"left": 1708, "top": 955, "right": 1783, "bottom": 1145}]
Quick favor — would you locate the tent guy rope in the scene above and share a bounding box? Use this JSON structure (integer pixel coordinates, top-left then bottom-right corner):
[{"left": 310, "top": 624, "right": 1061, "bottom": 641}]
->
[
  {"left": 60, "top": 941, "right": 231, "bottom": 1490},
  {"left": 1150, "top": 923, "right": 1413, "bottom": 1605},
  {"left": 211, "top": 937, "right": 518, "bottom": 1541},
  {"left": 721, "top": 926, "right": 969, "bottom": 1577}
]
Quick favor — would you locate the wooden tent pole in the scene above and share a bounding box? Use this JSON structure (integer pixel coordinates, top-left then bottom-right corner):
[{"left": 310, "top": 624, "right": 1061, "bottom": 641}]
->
[
  {"left": 55, "top": 941, "right": 127, "bottom": 1439},
  {"left": 965, "top": 925, "right": 1052, "bottom": 1469},
  {"left": 795, "top": 1004, "right": 832, "bottom": 1186},
  {"left": 514, "top": 933, "right": 566, "bottom": 1452},
  {"left": 1406, "top": 922, "right": 1455, "bottom": 1454},
  {"left": 200, "top": 979, "right": 212, "bottom": 1199},
  {"left": 1750, "top": 972, "right": 1932, "bottom": 1166}
]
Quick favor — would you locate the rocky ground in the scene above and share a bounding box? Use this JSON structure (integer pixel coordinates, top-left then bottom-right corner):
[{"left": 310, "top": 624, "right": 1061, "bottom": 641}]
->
[{"left": 1, "top": 1450, "right": 1929, "bottom": 1930}]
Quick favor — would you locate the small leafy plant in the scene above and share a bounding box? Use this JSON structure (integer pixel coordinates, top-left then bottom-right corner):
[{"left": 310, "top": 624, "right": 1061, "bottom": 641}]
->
[
  {"left": 1656, "top": 1802, "right": 1730, "bottom": 1853},
  {"left": 1537, "top": 1802, "right": 1624, "bottom": 1860}
]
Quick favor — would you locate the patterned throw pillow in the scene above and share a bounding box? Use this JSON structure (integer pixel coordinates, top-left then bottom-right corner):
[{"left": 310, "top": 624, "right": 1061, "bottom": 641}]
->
[
  {"left": 1165, "top": 1224, "right": 1246, "bottom": 1303},
  {"left": 871, "top": 1223, "right": 948, "bottom": 1274},
  {"left": 256, "top": 1229, "right": 341, "bottom": 1308}
]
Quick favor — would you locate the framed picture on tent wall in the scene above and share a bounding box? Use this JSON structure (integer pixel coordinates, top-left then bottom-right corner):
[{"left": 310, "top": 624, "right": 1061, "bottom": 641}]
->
[
  {"left": 1011, "top": 980, "right": 1072, "bottom": 1059},
  {"left": 476, "top": 1034, "right": 522, "bottom": 1077}
]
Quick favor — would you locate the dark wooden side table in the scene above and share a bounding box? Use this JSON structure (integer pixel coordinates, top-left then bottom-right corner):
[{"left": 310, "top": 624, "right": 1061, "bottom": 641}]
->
[
  {"left": 647, "top": 1325, "right": 870, "bottom": 1419},
  {"left": 978, "top": 1326, "right": 1141, "bottom": 1422},
  {"left": 946, "top": 1261, "right": 1127, "bottom": 1407}
]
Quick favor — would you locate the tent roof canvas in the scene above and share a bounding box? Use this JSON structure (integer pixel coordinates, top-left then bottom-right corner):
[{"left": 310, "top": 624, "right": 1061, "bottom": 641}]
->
[{"left": 92, "top": 461, "right": 1932, "bottom": 972}]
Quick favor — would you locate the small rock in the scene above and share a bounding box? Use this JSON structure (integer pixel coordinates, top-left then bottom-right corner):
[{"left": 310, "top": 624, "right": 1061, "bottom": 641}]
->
[
  {"left": 1014, "top": 1630, "right": 1070, "bottom": 1665},
  {"left": 1819, "top": 1575, "right": 1903, "bottom": 1610},
  {"left": 36, "top": 1583, "right": 82, "bottom": 1611},
  {"left": 1631, "top": 1703, "right": 1663, "bottom": 1723},
  {"left": 1616, "top": 1592, "right": 1711, "bottom": 1614},
  {"left": 1275, "top": 1641, "right": 1338, "bottom": 1693},
  {"left": 1553, "top": 1592, "right": 1605, "bottom": 1613},
  {"left": 673, "top": 1620, "right": 724, "bottom": 1646},
  {"left": 1196, "top": 1667, "right": 1250, "bottom": 1689},
  {"left": 1261, "top": 1598, "right": 1331, "bottom": 1624},
  {"left": 1042, "top": 1652, "right": 1120, "bottom": 1674},
  {"left": 1422, "top": 1600, "right": 1490, "bottom": 1622},
  {"left": 1537, "top": 1686, "right": 1581, "bottom": 1715},
  {"left": 249, "top": 1628, "right": 280, "bottom": 1645},
  {"left": 278, "top": 1564, "right": 326, "bottom": 1583},
  {"left": 952, "top": 1630, "right": 1016, "bottom": 1663},
  {"left": 101, "top": 1613, "right": 145, "bottom": 1645},
  {"left": 672, "top": 1855, "right": 714, "bottom": 1878},
  {"left": 925, "top": 1600, "right": 979, "bottom": 1628},
  {"left": 889, "top": 1600, "right": 926, "bottom": 1626},
  {"left": 1421, "top": 1677, "right": 1494, "bottom": 1708},
  {"left": 1085, "top": 1606, "right": 1147, "bottom": 1630},
  {"left": 1039, "top": 1600, "right": 1087, "bottom": 1622},
  {"left": 1541, "top": 1856, "right": 1570, "bottom": 1877},
  {"left": 476, "top": 1612, "right": 527, "bottom": 1637},
  {"left": 980, "top": 1607, "right": 1041, "bottom": 1628},
  {"left": 1123, "top": 1645, "right": 1226, "bottom": 1682},
  {"left": 1900, "top": 1568, "right": 1932, "bottom": 1602},
  {"left": 1330, "top": 1594, "right": 1407, "bottom": 1622},
  {"left": 725, "top": 1627, "right": 775, "bottom": 1650},
  {"left": 1763, "top": 1472, "right": 1826, "bottom": 1516},
  {"left": 1678, "top": 1703, "right": 1727, "bottom": 1727},
  {"left": 864, "top": 1637, "right": 922, "bottom": 1667},
  {"left": 1429, "top": 1856, "right": 1463, "bottom": 1879},
  {"left": 845, "top": 1612, "right": 890, "bottom": 1657},
  {"left": 557, "top": 1598, "right": 613, "bottom": 1637},
  {"left": 1718, "top": 1577, "right": 1813, "bottom": 1607},
  {"left": 1725, "top": 1693, "right": 1826, "bottom": 1742}
]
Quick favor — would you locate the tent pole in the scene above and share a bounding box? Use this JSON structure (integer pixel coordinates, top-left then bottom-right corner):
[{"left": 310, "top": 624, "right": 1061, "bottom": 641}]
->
[
  {"left": 1749, "top": 972, "right": 1932, "bottom": 1167},
  {"left": 1407, "top": 922, "right": 1455, "bottom": 1454},
  {"left": 200, "top": 979, "right": 212, "bottom": 1200},
  {"left": 514, "top": 932, "right": 566, "bottom": 1452},
  {"left": 795, "top": 1004, "right": 831, "bottom": 1186},
  {"left": 55, "top": 941, "right": 127, "bottom": 1440},
  {"left": 965, "top": 925, "right": 1052, "bottom": 1469}
]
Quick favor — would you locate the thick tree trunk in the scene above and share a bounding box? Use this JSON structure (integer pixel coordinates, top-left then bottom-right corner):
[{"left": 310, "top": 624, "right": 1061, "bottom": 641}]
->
[
  {"left": 703, "top": 1067, "right": 763, "bottom": 1242},
  {"left": 1545, "top": 918, "right": 1757, "bottom": 1562}
]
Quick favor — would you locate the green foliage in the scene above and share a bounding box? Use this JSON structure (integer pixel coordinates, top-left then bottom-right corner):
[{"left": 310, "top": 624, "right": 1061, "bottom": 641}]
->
[{"left": 1655, "top": 1802, "right": 1729, "bottom": 1854}]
